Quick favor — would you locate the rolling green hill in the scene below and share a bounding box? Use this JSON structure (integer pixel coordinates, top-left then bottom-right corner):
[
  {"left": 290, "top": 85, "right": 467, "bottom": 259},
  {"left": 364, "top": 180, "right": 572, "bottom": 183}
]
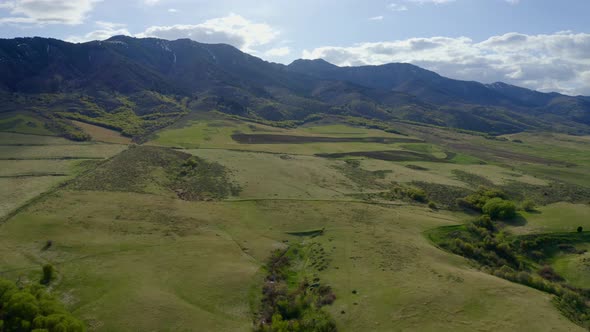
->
[
  {"left": 1, "top": 35, "right": 590, "bottom": 332},
  {"left": 0, "top": 36, "right": 588, "bottom": 142},
  {"left": 1, "top": 111, "right": 590, "bottom": 331}
]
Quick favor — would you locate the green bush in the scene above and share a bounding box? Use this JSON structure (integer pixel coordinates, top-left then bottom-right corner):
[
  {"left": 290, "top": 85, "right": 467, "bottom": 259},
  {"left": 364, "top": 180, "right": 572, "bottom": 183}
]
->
[
  {"left": 256, "top": 245, "right": 336, "bottom": 332},
  {"left": 41, "top": 264, "right": 55, "bottom": 285},
  {"left": 457, "top": 187, "right": 506, "bottom": 211},
  {"left": 0, "top": 277, "right": 84, "bottom": 332},
  {"left": 521, "top": 200, "right": 536, "bottom": 212},
  {"left": 482, "top": 198, "right": 516, "bottom": 220},
  {"left": 406, "top": 188, "right": 427, "bottom": 203},
  {"left": 433, "top": 216, "right": 590, "bottom": 328}
]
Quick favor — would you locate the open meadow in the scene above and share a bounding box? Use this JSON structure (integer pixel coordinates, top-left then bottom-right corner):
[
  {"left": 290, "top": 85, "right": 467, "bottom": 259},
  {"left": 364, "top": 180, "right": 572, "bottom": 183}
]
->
[{"left": 1, "top": 113, "right": 589, "bottom": 331}]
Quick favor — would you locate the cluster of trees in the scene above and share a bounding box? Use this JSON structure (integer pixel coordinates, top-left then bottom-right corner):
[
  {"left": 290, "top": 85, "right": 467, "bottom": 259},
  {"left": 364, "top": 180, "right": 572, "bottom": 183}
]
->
[
  {"left": 384, "top": 185, "right": 438, "bottom": 209},
  {"left": 385, "top": 184, "right": 528, "bottom": 215},
  {"left": 482, "top": 198, "right": 516, "bottom": 220},
  {"left": 490, "top": 265, "right": 589, "bottom": 325},
  {"left": 0, "top": 277, "right": 84, "bottom": 332},
  {"left": 256, "top": 247, "right": 336, "bottom": 332},
  {"left": 457, "top": 187, "right": 516, "bottom": 220},
  {"left": 438, "top": 216, "right": 590, "bottom": 328},
  {"left": 447, "top": 216, "right": 518, "bottom": 268}
]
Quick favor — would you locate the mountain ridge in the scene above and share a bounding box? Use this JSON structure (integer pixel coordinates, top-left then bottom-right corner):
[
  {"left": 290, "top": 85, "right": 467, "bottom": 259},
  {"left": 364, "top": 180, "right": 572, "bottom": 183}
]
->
[{"left": 0, "top": 35, "right": 589, "bottom": 138}]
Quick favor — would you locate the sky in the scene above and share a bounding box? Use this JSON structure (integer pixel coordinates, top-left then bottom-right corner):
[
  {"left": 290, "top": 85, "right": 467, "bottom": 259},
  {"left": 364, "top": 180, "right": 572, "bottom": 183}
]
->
[{"left": 0, "top": 0, "right": 589, "bottom": 96}]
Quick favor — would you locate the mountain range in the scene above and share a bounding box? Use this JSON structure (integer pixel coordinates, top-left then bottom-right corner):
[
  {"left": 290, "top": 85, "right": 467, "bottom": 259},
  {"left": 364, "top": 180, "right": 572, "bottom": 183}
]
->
[{"left": 0, "top": 35, "right": 588, "bottom": 137}]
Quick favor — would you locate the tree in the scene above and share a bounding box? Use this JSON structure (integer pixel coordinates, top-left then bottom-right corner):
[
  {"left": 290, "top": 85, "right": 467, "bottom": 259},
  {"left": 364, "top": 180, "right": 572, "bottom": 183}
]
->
[
  {"left": 577, "top": 226, "right": 583, "bottom": 233},
  {"left": 457, "top": 187, "right": 506, "bottom": 211},
  {"left": 0, "top": 277, "right": 84, "bottom": 332},
  {"left": 41, "top": 264, "right": 55, "bottom": 285},
  {"left": 482, "top": 198, "right": 516, "bottom": 220}
]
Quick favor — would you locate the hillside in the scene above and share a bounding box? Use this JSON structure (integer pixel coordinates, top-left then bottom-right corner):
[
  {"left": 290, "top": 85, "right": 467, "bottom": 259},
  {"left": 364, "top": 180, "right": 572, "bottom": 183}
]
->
[
  {"left": 1, "top": 110, "right": 590, "bottom": 331},
  {"left": 0, "top": 36, "right": 589, "bottom": 139}
]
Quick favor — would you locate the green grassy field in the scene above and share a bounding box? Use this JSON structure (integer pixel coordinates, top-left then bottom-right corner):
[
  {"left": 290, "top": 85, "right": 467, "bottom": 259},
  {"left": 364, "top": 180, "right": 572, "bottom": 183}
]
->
[
  {"left": 150, "top": 113, "right": 429, "bottom": 156},
  {"left": 0, "top": 132, "right": 127, "bottom": 220},
  {"left": 0, "top": 191, "right": 581, "bottom": 331},
  {"left": 511, "top": 203, "right": 590, "bottom": 234},
  {"left": 71, "top": 120, "right": 132, "bottom": 145},
  {"left": 398, "top": 122, "right": 590, "bottom": 189},
  {"left": 0, "top": 112, "right": 56, "bottom": 136},
  {"left": 1, "top": 113, "right": 589, "bottom": 331},
  {"left": 0, "top": 132, "right": 78, "bottom": 145},
  {"left": 552, "top": 245, "right": 590, "bottom": 289}
]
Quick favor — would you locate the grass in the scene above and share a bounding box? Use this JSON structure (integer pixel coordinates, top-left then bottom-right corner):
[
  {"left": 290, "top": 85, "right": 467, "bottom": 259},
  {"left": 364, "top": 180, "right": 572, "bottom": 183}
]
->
[
  {"left": 70, "top": 146, "right": 240, "bottom": 200},
  {"left": 150, "top": 113, "right": 425, "bottom": 155},
  {"left": 398, "top": 123, "right": 590, "bottom": 189},
  {"left": 1, "top": 118, "right": 589, "bottom": 331},
  {"left": 0, "top": 160, "right": 80, "bottom": 177},
  {"left": 0, "top": 132, "right": 78, "bottom": 145},
  {"left": 429, "top": 218, "right": 590, "bottom": 328},
  {"left": 499, "top": 132, "right": 590, "bottom": 167},
  {"left": 0, "top": 176, "right": 67, "bottom": 218},
  {"left": 0, "top": 144, "right": 126, "bottom": 160},
  {"left": 0, "top": 132, "right": 126, "bottom": 220},
  {"left": 186, "top": 149, "right": 359, "bottom": 200},
  {"left": 510, "top": 203, "right": 590, "bottom": 234},
  {"left": 552, "top": 244, "right": 590, "bottom": 289},
  {"left": 0, "top": 112, "right": 56, "bottom": 136},
  {"left": 71, "top": 120, "right": 131, "bottom": 145},
  {"left": 0, "top": 192, "right": 581, "bottom": 331}
]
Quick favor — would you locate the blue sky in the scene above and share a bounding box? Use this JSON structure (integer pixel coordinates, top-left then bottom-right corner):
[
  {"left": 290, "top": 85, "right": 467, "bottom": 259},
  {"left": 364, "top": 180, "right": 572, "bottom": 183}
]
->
[{"left": 0, "top": 0, "right": 589, "bottom": 95}]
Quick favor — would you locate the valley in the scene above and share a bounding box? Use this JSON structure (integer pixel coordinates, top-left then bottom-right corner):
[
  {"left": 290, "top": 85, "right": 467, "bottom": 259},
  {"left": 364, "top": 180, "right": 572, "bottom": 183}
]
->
[{"left": 1, "top": 110, "right": 589, "bottom": 331}]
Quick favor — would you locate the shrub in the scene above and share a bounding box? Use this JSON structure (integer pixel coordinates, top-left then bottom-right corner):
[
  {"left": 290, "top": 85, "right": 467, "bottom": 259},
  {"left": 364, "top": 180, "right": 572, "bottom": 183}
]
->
[
  {"left": 578, "top": 226, "right": 584, "bottom": 233},
  {"left": 473, "top": 215, "right": 495, "bottom": 231},
  {"left": 428, "top": 201, "right": 438, "bottom": 210},
  {"left": 42, "top": 240, "right": 53, "bottom": 251},
  {"left": 521, "top": 200, "right": 536, "bottom": 212},
  {"left": 482, "top": 198, "right": 516, "bottom": 220},
  {"left": 457, "top": 187, "right": 506, "bottom": 211},
  {"left": 538, "top": 265, "right": 564, "bottom": 282},
  {"left": 406, "top": 188, "right": 427, "bottom": 203},
  {"left": 41, "top": 264, "right": 55, "bottom": 285},
  {"left": 0, "top": 277, "right": 84, "bottom": 331}
]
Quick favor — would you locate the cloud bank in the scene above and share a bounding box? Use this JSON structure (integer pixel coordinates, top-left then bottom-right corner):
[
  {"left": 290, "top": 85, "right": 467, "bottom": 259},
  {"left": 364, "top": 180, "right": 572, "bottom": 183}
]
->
[
  {"left": 302, "top": 32, "right": 590, "bottom": 95},
  {"left": 137, "top": 13, "right": 278, "bottom": 53},
  {"left": 0, "top": 0, "right": 101, "bottom": 25}
]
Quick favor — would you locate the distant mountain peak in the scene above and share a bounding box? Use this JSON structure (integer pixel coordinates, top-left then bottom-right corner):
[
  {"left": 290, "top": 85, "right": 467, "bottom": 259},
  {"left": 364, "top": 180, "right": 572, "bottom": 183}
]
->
[
  {"left": 288, "top": 58, "right": 339, "bottom": 70},
  {"left": 0, "top": 35, "right": 587, "bottom": 135},
  {"left": 106, "top": 35, "right": 134, "bottom": 42}
]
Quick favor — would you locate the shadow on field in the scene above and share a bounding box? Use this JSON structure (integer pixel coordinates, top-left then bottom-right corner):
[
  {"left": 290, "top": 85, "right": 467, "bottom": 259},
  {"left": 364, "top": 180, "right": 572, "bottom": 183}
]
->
[
  {"left": 506, "top": 214, "right": 528, "bottom": 227},
  {"left": 232, "top": 133, "right": 423, "bottom": 144}
]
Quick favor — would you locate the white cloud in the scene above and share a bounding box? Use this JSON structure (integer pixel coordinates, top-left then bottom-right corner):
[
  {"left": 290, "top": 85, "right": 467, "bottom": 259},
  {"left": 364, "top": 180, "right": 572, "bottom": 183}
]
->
[
  {"left": 0, "top": 0, "right": 101, "bottom": 25},
  {"left": 144, "top": 0, "right": 160, "bottom": 5},
  {"left": 302, "top": 32, "right": 590, "bottom": 95},
  {"left": 138, "top": 13, "right": 279, "bottom": 53},
  {"left": 0, "top": 2, "right": 15, "bottom": 9},
  {"left": 388, "top": 3, "right": 408, "bottom": 11},
  {"left": 369, "top": 15, "right": 384, "bottom": 21},
  {"left": 387, "top": 0, "right": 455, "bottom": 12},
  {"left": 264, "top": 46, "right": 290, "bottom": 57},
  {"left": 505, "top": 0, "right": 520, "bottom": 4},
  {"left": 167, "top": 8, "right": 177, "bottom": 13},
  {"left": 66, "top": 21, "right": 130, "bottom": 43},
  {"left": 406, "top": 0, "right": 455, "bottom": 4}
]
